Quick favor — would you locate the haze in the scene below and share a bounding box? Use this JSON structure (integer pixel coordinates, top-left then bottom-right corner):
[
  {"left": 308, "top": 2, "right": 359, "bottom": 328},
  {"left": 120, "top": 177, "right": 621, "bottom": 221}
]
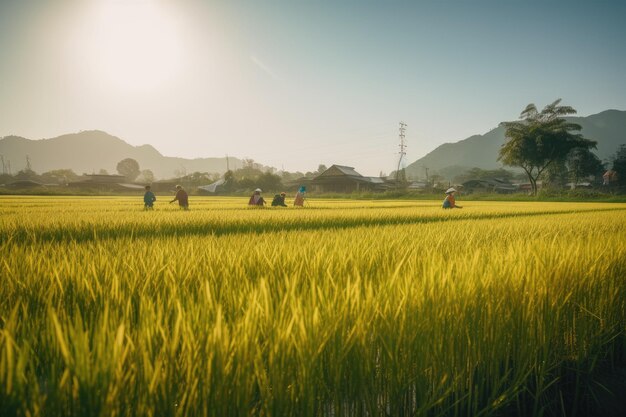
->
[{"left": 1, "top": 0, "right": 625, "bottom": 175}]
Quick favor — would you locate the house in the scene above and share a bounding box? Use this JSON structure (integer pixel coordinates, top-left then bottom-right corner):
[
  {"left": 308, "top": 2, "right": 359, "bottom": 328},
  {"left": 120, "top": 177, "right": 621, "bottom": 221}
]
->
[
  {"left": 603, "top": 170, "right": 618, "bottom": 186},
  {"left": 407, "top": 181, "right": 428, "bottom": 190},
  {"left": 462, "top": 178, "right": 517, "bottom": 194},
  {"left": 68, "top": 174, "right": 144, "bottom": 191},
  {"left": 6, "top": 179, "right": 46, "bottom": 188},
  {"left": 517, "top": 181, "right": 543, "bottom": 193},
  {"left": 310, "top": 165, "right": 388, "bottom": 193}
]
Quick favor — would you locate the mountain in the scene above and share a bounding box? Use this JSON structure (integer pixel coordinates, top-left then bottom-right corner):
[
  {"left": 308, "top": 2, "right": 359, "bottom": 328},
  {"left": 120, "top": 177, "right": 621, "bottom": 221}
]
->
[
  {"left": 405, "top": 110, "right": 626, "bottom": 180},
  {"left": 0, "top": 130, "right": 255, "bottom": 179}
]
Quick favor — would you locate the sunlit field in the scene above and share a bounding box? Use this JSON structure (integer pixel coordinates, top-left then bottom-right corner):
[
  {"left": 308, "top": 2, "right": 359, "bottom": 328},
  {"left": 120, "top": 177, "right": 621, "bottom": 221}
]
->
[{"left": 1, "top": 196, "right": 625, "bottom": 417}]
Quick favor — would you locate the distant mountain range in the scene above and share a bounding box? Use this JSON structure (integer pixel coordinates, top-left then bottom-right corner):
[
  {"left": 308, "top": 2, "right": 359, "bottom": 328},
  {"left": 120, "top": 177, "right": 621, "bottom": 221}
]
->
[
  {"left": 2, "top": 110, "right": 624, "bottom": 181},
  {"left": 0, "top": 131, "right": 254, "bottom": 179},
  {"left": 405, "top": 109, "right": 626, "bottom": 180}
]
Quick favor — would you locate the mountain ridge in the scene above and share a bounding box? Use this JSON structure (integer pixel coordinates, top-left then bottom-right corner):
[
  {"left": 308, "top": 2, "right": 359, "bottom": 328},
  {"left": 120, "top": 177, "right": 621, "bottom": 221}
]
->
[
  {"left": 405, "top": 109, "right": 626, "bottom": 180},
  {"left": 0, "top": 130, "right": 255, "bottom": 179}
]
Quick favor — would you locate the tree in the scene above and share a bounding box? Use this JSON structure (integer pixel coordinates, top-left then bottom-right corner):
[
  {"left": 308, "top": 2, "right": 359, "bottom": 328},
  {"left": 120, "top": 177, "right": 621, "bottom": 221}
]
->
[
  {"left": 542, "top": 160, "right": 569, "bottom": 189},
  {"left": 612, "top": 144, "right": 626, "bottom": 186},
  {"left": 139, "top": 169, "right": 155, "bottom": 183},
  {"left": 41, "top": 169, "right": 80, "bottom": 184},
  {"left": 257, "top": 171, "right": 282, "bottom": 192},
  {"left": 223, "top": 170, "right": 236, "bottom": 191},
  {"left": 116, "top": 158, "right": 140, "bottom": 181},
  {"left": 499, "top": 99, "right": 597, "bottom": 195},
  {"left": 429, "top": 174, "right": 444, "bottom": 187},
  {"left": 98, "top": 169, "right": 109, "bottom": 175},
  {"left": 14, "top": 169, "right": 37, "bottom": 180},
  {"left": 566, "top": 147, "right": 604, "bottom": 186},
  {"left": 317, "top": 164, "right": 328, "bottom": 174}
]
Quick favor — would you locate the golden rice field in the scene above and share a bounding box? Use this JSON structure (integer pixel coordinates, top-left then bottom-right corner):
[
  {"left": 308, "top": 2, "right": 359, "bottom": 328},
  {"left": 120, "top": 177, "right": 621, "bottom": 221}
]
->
[{"left": 1, "top": 196, "right": 625, "bottom": 417}]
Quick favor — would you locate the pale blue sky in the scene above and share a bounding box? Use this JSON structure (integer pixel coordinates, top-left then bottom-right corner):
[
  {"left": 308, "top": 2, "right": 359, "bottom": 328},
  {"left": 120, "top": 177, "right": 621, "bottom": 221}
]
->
[{"left": 1, "top": 0, "right": 625, "bottom": 175}]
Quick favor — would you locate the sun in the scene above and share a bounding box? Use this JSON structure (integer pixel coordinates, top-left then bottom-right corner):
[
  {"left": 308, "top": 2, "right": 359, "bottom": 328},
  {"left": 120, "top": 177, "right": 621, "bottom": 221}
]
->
[{"left": 79, "top": 1, "right": 184, "bottom": 92}]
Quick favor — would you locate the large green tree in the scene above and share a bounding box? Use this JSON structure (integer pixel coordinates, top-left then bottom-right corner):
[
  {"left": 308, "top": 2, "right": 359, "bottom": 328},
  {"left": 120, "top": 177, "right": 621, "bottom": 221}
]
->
[{"left": 498, "top": 99, "right": 597, "bottom": 195}]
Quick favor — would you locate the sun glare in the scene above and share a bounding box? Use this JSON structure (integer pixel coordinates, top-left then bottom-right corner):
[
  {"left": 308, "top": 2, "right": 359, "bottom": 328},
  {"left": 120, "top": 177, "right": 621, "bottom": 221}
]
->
[{"left": 79, "top": 1, "right": 184, "bottom": 92}]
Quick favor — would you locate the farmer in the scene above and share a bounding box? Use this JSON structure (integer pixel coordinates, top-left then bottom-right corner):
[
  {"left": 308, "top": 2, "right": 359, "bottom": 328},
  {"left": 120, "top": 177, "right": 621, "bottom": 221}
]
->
[
  {"left": 170, "top": 185, "right": 189, "bottom": 210},
  {"left": 248, "top": 188, "right": 266, "bottom": 206},
  {"left": 143, "top": 185, "right": 156, "bottom": 209},
  {"left": 294, "top": 186, "right": 306, "bottom": 207},
  {"left": 271, "top": 192, "right": 288, "bottom": 207},
  {"left": 442, "top": 187, "right": 462, "bottom": 209}
]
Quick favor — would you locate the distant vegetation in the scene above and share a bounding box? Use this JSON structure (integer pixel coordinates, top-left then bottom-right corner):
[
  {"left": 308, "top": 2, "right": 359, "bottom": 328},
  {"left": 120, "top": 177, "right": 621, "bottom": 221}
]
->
[{"left": 499, "top": 100, "right": 600, "bottom": 195}]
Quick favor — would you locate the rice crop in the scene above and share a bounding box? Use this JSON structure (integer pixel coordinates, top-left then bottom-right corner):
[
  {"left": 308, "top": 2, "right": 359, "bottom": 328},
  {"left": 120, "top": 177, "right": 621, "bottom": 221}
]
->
[{"left": 1, "top": 196, "right": 625, "bottom": 417}]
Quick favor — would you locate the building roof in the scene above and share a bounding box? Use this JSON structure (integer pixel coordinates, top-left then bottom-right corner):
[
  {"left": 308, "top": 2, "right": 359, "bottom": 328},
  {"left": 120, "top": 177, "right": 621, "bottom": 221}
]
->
[
  {"left": 75, "top": 174, "right": 127, "bottom": 184},
  {"left": 333, "top": 165, "right": 362, "bottom": 177},
  {"left": 85, "top": 174, "right": 125, "bottom": 178},
  {"left": 314, "top": 165, "right": 363, "bottom": 179},
  {"left": 118, "top": 183, "right": 146, "bottom": 189},
  {"left": 6, "top": 180, "right": 45, "bottom": 187},
  {"left": 310, "top": 165, "right": 389, "bottom": 188},
  {"left": 364, "top": 177, "right": 385, "bottom": 184},
  {"left": 463, "top": 178, "right": 517, "bottom": 191}
]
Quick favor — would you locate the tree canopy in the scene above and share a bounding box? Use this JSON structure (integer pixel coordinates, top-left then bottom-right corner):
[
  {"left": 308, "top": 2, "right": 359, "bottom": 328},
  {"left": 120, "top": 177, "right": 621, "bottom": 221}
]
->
[
  {"left": 612, "top": 144, "right": 626, "bottom": 186},
  {"left": 498, "top": 99, "right": 597, "bottom": 195},
  {"left": 116, "top": 158, "right": 140, "bottom": 181}
]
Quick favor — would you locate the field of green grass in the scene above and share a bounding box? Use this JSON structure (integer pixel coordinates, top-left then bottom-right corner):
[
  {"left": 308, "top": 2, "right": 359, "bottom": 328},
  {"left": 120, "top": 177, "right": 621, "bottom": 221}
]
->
[{"left": 1, "top": 196, "right": 625, "bottom": 417}]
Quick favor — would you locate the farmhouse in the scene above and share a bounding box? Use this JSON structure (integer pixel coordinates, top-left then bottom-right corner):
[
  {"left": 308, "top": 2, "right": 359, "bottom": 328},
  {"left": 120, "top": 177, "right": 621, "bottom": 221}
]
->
[
  {"left": 310, "top": 165, "right": 387, "bottom": 193},
  {"left": 603, "top": 170, "right": 618, "bottom": 185},
  {"left": 462, "top": 178, "right": 517, "bottom": 194}
]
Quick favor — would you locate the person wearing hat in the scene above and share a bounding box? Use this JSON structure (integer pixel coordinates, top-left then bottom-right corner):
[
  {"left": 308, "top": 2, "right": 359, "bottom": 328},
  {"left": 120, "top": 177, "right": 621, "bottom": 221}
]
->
[
  {"left": 170, "top": 185, "right": 189, "bottom": 210},
  {"left": 271, "top": 192, "right": 288, "bottom": 207},
  {"left": 442, "top": 187, "right": 462, "bottom": 209},
  {"left": 294, "top": 186, "right": 306, "bottom": 207},
  {"left": 248, "top": 188, "right": 266, "bottom": 206}
]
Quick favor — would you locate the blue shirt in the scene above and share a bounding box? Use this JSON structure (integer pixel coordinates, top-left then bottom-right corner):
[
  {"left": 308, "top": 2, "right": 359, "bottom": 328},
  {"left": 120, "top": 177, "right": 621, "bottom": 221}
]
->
[{"left": 144, "top": 191, "right": 156, "bottom": 205}]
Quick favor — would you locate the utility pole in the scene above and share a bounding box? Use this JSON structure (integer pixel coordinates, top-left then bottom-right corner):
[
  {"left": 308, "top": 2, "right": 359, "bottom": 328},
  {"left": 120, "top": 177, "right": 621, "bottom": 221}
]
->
[
  {"left": 26, "top": 155, "right": 32, "bottom": 171},
  {"left": 395, "top": 121, "right": 407, "bottom": 183},
  {"left": 0, "top": 155, "right": 5, "bottom": 174},
  {"left": 226, "top": 154, "right": 230, "bottom": 172},
  {"left": 7, "top": 160, "right": 11, "bottom": 175},
  {"left": 424, "top": 167, "right": 429, "bottom": 185}
]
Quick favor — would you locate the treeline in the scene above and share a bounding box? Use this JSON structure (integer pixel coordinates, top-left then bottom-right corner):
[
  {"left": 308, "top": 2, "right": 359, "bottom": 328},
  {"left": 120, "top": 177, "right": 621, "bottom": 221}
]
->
[{"left": 0, "top": 158, "right": 330, "bottom": 194}]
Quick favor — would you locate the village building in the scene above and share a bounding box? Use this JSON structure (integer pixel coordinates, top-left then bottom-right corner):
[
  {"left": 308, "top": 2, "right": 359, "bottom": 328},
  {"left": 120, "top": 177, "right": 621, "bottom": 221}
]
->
[
  {"left": 462, "top": 178, "right": 517, "bottom": 194},
  {"left": 603, "top": 170, "right": 618, "bottom": 186},
  {"left": 310, "top": 165, "right": 388, "bottom": 193},
  {"left": 68, "top": 174, "right": 144, "bottom": 191}
]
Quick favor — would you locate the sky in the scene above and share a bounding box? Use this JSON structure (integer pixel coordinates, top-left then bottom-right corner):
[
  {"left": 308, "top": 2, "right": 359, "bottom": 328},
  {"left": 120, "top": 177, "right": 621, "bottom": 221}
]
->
[{"left": 1, "top": 0, "right": 625, "bottom": 175}]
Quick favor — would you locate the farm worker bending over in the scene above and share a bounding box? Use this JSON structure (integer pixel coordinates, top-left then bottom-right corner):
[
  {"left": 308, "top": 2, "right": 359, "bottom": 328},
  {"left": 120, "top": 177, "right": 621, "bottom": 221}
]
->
[
  {"left": 170, "top": 185, "right": 189, "bottom": 210},
  {"left": 271, "top": 192, "right": 288, "bottom": 207},
  {"left": 143, "top": 185, "right": 156, "bottom": 209},
  {"left": 294, "top": 186, "right": 306, "bottom": 207},
  {"left": 442, "top": 187, "right": 462, "bottom": 209},
  {"left": 249, "top": 188, "right": 266, "bottom": 206}
]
